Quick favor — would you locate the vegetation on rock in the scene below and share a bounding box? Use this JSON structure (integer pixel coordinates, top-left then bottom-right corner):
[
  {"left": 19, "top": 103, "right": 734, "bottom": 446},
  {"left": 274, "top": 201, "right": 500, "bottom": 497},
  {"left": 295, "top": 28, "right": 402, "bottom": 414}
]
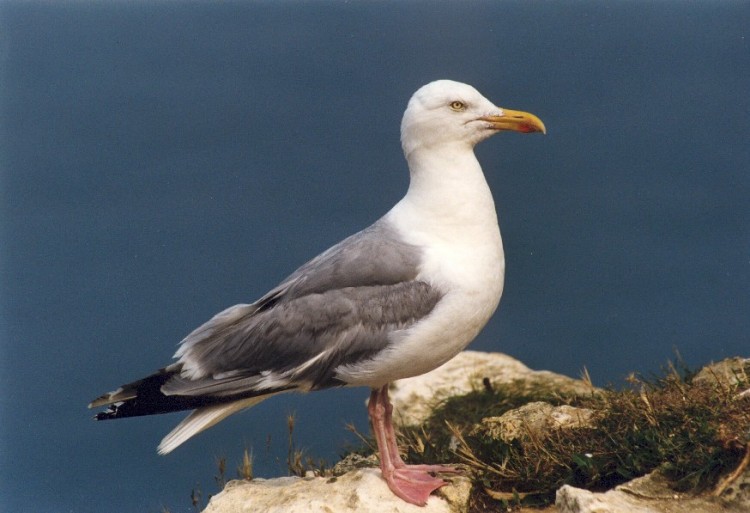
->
[
  {"left": 394, "top": 360, "right": 750, "bottom": 510},
  {"left": 183, "top": 357, "right": 750, "bottom": 513}
]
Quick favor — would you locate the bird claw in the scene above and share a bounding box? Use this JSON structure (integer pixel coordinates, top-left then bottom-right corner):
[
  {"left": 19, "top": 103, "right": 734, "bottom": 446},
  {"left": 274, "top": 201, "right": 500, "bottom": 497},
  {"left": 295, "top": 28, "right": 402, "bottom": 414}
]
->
[{"left": 384, "top": 466, "right": 449, "bottom": 506}]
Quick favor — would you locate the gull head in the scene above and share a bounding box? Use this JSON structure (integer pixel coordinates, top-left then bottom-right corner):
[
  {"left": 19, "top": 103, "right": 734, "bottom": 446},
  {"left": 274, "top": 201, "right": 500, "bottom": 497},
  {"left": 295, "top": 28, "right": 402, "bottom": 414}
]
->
[{"left": 400, "top": 80, "right": 545, "bottom": 157}]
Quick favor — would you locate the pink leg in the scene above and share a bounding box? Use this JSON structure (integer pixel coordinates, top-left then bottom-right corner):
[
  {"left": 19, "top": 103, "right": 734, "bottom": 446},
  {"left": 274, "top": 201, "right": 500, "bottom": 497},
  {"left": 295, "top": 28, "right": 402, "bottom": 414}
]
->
[
  {"left": 380, "top": 385, "right": 459, "bottom": 474},
  {"left": 368, "top": 384, "right": 458, "bottom": 505}
]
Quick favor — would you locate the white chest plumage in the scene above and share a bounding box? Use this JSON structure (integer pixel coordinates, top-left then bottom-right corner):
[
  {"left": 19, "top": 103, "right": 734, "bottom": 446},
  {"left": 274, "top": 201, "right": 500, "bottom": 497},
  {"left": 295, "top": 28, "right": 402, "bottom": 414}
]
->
[{"left": 335, "top": 146, "right": 506, "bottom": 387}]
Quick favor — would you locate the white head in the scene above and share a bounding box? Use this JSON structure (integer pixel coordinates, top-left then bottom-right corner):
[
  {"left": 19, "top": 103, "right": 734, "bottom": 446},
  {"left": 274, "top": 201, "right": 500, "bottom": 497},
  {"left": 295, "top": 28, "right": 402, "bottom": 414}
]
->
[{"left": 400, "top": 80, "right": 545, "bottom": 157}]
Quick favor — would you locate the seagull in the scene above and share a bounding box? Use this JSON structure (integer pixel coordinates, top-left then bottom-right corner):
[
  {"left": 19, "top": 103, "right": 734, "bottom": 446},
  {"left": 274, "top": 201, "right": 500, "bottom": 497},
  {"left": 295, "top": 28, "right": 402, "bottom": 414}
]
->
[{"left": 89, "top": 80, "right": 545, "bottom": 506}]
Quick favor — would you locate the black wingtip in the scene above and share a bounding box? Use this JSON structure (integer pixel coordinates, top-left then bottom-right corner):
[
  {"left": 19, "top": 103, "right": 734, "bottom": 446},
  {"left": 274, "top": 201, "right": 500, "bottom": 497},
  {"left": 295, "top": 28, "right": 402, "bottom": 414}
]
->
[{"left": 93, "top": 405, "right": 119, "bottom": 421}]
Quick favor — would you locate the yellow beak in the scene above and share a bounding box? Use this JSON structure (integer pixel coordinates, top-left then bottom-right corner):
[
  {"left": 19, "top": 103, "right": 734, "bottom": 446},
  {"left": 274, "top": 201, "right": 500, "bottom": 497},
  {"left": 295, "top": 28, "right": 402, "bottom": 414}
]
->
[{"left": 479, "top": 108, "right": 546, "bottom": 134}]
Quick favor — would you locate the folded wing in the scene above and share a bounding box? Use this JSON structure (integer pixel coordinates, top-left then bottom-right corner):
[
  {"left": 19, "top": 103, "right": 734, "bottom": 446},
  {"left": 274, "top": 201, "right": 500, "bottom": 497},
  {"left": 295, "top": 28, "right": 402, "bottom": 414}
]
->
[{"left": 89, "top": 219, "right": 443, "bottom": 451}]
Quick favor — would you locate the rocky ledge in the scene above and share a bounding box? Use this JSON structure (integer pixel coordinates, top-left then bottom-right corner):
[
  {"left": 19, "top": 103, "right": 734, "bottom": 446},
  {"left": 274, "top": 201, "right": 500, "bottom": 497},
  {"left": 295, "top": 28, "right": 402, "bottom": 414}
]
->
[{"left": 203, "top": 352, "right": 750, "bottom": 513}]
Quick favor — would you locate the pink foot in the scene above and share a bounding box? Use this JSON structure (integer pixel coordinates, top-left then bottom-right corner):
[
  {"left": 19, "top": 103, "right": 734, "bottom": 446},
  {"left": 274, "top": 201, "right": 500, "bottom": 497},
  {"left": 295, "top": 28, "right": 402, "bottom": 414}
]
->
[
  {"left": 385, "top": 466, "right": 448, "bottom": 506},
  {"left": 368, "top": 385, "right": 461, "bottom": 506}
]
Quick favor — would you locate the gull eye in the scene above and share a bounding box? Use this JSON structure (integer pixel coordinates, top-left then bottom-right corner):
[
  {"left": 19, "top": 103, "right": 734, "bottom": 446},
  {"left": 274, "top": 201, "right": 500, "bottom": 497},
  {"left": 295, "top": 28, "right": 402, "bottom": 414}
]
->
[{"left": 449, "top": 100, "right": 466, "bottom": 112}]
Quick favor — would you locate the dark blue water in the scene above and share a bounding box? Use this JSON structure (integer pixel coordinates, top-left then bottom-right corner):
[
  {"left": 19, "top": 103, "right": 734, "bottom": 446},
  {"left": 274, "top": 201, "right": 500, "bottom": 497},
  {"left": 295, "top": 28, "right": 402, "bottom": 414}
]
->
[{"left": 1, "top": 1, "right": 748, "bottom": 511}]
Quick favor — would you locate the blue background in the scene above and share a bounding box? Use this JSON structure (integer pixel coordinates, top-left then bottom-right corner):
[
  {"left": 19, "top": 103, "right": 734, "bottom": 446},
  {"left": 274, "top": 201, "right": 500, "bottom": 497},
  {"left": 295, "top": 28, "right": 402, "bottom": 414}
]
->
[{"left": 1, "top": 1, "right": 748, "bottom": 512}]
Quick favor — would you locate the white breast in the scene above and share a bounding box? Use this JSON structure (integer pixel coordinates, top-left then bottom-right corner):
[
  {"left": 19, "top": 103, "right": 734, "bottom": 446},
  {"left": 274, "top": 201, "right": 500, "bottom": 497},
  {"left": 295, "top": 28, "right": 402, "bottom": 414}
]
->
[{"left": 336, "top": 147, "right": 506, "bottom": 387}]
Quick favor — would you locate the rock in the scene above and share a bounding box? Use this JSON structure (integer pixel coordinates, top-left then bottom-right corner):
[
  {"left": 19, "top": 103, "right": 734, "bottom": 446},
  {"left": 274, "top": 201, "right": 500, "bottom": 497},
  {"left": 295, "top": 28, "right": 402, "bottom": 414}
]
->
[
  {"left": 202, "top": 469, "right": 472, "bottom": 513},
  {"left": 204, "top": 354, "right": 750, "bottom": 513},
  {"left": 330, "top": 452, "right": 379, "bottom": 476},
  {"left": 437, "top": 476, "right": 473, "bottom": 513},
  {"left": 477, "top": 402, "right": 596, "bottom": 443},
  {"left": 557, "top": 467, "right": 750, "bottom": 513},
  {"left": 390, "top": 350, "right": 596, "bottom": 425},
  {"left": 692, "top": 357, "right": 750, "bottom": 393},
  {"left": 557, "top": 484, "right": 660, "bottom": 513},
  {"left": 616, "top": 470, "right": 687, "bottom": 500},
  {"left": 719, "top": 463, "right": 750, "bottom": 508}
]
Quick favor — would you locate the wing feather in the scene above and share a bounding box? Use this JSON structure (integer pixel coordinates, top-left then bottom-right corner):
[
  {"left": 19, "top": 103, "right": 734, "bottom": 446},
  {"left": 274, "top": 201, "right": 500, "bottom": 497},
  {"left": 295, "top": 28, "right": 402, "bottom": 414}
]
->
[
  {"left": 157, "top": 396, "right": 271, "bottom": 454},
  {"left": 175, "top": 281, "right": 441, "bottom": 389},
  {"left": 175, "top": 220, "right": 442, "bottom": 387},
  {"left": 90, "top": 219, "right": 444, "bottom": 452}
]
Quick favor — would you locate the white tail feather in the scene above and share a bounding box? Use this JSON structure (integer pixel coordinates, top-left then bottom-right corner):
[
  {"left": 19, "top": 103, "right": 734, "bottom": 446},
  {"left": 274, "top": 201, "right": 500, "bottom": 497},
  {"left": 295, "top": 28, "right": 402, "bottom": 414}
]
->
[{"left": 157, "top": 395, "right": 272, "bottom": 455}]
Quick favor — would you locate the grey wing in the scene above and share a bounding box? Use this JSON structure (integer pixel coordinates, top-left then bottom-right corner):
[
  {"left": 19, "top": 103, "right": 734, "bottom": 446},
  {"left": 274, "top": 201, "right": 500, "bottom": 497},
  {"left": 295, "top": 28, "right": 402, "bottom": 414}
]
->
[
  {"left": 167, "top": 219, "right": 443, "bottom": 395},
  {"left": 256, "top": 219, "right": 426, "bottom": 306}
]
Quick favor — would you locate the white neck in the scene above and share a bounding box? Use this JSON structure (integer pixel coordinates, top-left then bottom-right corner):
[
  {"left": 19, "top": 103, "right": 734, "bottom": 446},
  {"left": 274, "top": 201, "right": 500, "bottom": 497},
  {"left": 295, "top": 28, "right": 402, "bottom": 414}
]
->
[{"left": 388, "top": 143, "right": 501, "bottom": 243}]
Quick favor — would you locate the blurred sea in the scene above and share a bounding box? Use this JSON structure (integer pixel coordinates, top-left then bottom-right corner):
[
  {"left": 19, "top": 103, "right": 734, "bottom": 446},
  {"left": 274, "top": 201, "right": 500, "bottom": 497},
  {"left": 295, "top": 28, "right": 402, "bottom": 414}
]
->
[{"left": 1, "top": 2, "right": 748, "bottom": 512}]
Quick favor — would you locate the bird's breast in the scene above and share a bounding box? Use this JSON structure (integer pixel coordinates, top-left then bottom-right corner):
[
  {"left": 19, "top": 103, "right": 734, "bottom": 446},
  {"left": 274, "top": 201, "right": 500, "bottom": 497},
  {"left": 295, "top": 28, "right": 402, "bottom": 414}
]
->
[{"left": 334, "top": 219, "right": 505, "bottom": 388}]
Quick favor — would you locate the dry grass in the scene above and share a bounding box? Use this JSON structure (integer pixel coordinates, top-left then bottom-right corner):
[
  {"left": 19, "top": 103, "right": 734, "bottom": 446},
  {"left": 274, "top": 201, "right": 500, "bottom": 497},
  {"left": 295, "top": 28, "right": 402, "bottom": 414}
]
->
[
  {"left": 285, "top": 412, "right": 330, "bottom": 477},
  {"left": 393, "top": 363, "right": 750, "bottom": 510}
]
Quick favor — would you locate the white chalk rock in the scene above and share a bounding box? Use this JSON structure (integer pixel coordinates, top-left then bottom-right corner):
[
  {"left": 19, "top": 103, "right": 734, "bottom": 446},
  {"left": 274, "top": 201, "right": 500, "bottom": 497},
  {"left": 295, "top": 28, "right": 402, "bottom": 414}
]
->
[
  {"left": 390, "top": 350, "right": 596, "bottom": 425},
  {"left": 203, "top": 469, "right": 471, "bottom": 513}
]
